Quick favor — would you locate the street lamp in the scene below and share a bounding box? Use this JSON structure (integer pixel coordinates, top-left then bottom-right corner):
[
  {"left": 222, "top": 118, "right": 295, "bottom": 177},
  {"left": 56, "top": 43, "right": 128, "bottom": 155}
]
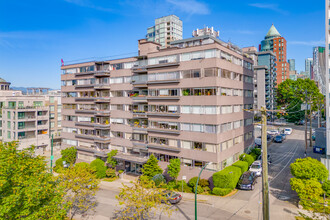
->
[{"left": 195, "top": 162, "right": 212, "bottom": 220}]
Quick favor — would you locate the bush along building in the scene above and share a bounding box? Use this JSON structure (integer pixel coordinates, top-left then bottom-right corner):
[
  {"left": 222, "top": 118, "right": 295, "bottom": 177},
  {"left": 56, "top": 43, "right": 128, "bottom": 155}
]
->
[{"left": 61, "top": 27, "right": 254, "bottom": 179}]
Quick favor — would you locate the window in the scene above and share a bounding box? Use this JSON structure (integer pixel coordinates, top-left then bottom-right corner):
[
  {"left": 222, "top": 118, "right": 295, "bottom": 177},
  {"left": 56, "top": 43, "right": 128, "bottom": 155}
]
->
[
  {"left": 50, "top": 105, "right": 55, "bottom": 112},
  {"left": 50, "top": 113, "right": 55, "bottom": 119},
  {"left": 7, "top": 121, "right": 11, "bottom": 129},
  {"left": 7, "top": 131, "right": 10, "bottom": 139},
  {"left": 33, "top": 101, "right": 43, "bottom": 107},
  {"left": 18, "top": 101, "right": 24, "bottom": 108},
  {"left": 221, "top": 106, "right": 232, "bottom": 114},
  {"left": 51, "top": 122, "right": 55, "bottom": 128},
  {"left": 7, "top": 111, "right": 10, "bottom": 119}
]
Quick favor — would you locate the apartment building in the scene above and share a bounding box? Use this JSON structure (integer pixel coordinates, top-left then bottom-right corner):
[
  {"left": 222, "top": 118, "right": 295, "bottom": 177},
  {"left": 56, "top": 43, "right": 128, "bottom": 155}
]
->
[
  {"left": 243, "top": 47, "right": 277, "bottom": 112},
  {"left": 0, "top": 79, "right": 49, "bottom": 155},
  {"left": 61, "top": 34, "right": 254, "bottom": 179},
  {"left": 45, "top": 90, "right": 62, "bottom": 148},
  {"left": 146, "top": 15, "right": 183, "bottom": 48}
]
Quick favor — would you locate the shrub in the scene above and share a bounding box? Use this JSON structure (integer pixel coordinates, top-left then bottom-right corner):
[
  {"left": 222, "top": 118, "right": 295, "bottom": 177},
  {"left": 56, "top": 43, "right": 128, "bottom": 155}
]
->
[
  {"left": 54, "top": 158, "right": 64, "bottom": 173},
  {"left": 250, "top": 148, "right": 261, "bottom": 158},
  {"left": 188, "top": 177, "right": 198, "bottom": 188},
  {"left": 183, "top": 185, "right": 193, "bottom": 193},
  {"left": 106, "top": 168, "right": 116, "bottom": 178},
  {"left": 61, "top": 147, "right": 77, "bottom": 165},
  {"left": 175, "top": 180, "right": 187, "bottom": 190},
  {"left": 141, "top": 154, "right": 163, "bottom": 179},
  {"left": 107, "top": 150, "right": 118, "bottom": 168},
  {"left": 212, "top": 187, "right": 232, "bottom": 196},
  {"left": 75, "top": 162, "right": 90, "bottom": 169},
  {"left": 290, "top": 157, "right": 328, "bottom": 181},
  {"left": 212, "top": 166, "right": 242, "bottom": 190},
  {"left": 322, "top": 180, "right": 330, "bottom": 197},
  {"left": 166, "top": 180, "right": 177, "bottom": 190},
  {"left": 239, "top": 153, "right": 255, "bottom": 166},
  {"left": 232, "top": 161, "right": 249, "bottom": 173},
  {"left": 203, "top": 186, "right": 211, "bottom": 193},
  {"left": 199, "top": 179, "right": 209, "bottom": 187},
  {"left": 152, "top": 174, "right": 166, "bottom": 187},
  {"left": 90, "top": 159, "right": 107, "bottom": 179},
  {"left": 193, "top": 185, "right": 203, "bottom": 194}
]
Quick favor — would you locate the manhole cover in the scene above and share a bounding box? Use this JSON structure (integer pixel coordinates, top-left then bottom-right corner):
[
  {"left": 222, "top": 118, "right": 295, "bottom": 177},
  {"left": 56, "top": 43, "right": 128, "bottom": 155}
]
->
[{"left": 244, "top": 210, "right": 251, "bottom": 214}]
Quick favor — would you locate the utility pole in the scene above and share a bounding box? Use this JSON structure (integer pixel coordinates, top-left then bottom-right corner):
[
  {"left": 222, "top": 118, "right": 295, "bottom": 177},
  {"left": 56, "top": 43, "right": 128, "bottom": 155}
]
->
[
  {"left": 304, "top": 90, "right": 308, "bottom": 157},
  {"left": 318, "top": 101, "right": 321, "bottom": 128},
  {"left": 309, "top": 95, "right": 313, "bottom": 148},
  {"left": 261, "top": 106, "right": 270, "bottom": 220},
  {"left": 50, "top": 134, "right": 54, "bottom": 174}
]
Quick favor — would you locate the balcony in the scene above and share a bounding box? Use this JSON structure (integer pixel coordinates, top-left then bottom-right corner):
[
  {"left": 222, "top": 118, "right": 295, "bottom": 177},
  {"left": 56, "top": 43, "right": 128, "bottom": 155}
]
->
[
  {"left": 147, "top": 72, "right": 180, "bottom": 84},
  {"left": 94, "top": 110, "right": 110, "bottom": 116},
  {"left": 18, "top": 135, "right": 36, "bottom": 140},
  {"left": 94, "top": 97, "right": 110, "bottom": 103},
  {"left": 94, "top": 123, "right": 111, "bottom": 129},
  {"left": 132, "top": 111, "right": 147, "bottom": 118},
  {"left": 147, "top": 127, "right": 180, "bottom": 134},
  {"left": 94, "top": 136, "right": 111, "bottom": 143},
  {"left": 147, "top": 143, "right": 181, "bottom": 152},
  {"left": 75, "top": 84, "right": 95, "bottom": 88},
  {"left": 75, "top": 97, "right": 96, "bottom": 102},
  {"left": 75, "top": 121, "right": 93, "bottom": 127},
  {"left": 74, "top": 71, "right": 95, "bottom": 77},
  {"left": 131, "top": 95, "right": 147, "bottom": 103},
  {"left": 131, "top": 60, "right": 148, "bottom": 73},
  {"left": 17, "top": 116, "right": 36, "bottom": 121},
  {"left": 131, "top": 75, "right": 148, "bottom": 87},
  {"left": 94, "top": 83, "right": 111, "bottom": 89},
  {"left": 18, "top": 125, "right": 36, "bottom": 131},
  {"left": 75, "top": 134, "right": 95, "bottom": 140},
  {"left": 75, "top": 109, "right": 96, "bottom": 114},
  {"left": 147, "top": 56, "right": 180, "bottom": 69},
  {"left": 146, "top": 111, "right": 180, "bottom": 117},
  {"left": 94, "top": 69, "right": 110, "bottom": 77},
  {"left": 147, "top": 95, "right": 180, "bottom": 100}
]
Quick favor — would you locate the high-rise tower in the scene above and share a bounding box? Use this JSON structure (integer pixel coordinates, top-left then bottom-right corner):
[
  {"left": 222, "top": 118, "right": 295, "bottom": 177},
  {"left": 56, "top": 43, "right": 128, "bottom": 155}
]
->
[{"left": 260, "top": 24, "right": 289, "bottom": 85}]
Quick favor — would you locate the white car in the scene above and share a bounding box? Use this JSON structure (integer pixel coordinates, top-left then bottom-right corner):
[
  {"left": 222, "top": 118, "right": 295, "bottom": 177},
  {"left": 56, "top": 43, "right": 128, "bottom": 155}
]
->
[
  {"left": 267, "top": 130, "right": 279, "bottom": 135},
  {"left": 284, "top": 128, "right": 292, "bottom": 135},
  {"left": 249, "top": 161, "right": 262, "bottom": 176}
]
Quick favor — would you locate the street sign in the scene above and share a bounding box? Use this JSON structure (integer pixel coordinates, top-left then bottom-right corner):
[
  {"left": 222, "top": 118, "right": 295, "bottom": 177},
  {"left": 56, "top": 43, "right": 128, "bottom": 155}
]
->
[
  {"left": 182, "top": 176, "right": 186, "bottom": 180},
  {"left": 301, "top": 104, "right": 311, "bottom": 110}
]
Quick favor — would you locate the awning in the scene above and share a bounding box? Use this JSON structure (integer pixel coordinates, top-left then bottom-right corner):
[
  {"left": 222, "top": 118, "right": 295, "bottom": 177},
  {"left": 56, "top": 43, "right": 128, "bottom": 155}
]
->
[{"left": 113, "top": 153, "right": 148, "bottom": 164}]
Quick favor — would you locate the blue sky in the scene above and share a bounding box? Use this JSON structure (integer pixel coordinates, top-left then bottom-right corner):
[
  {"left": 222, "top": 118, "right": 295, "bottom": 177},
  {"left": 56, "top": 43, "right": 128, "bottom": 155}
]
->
[{"left": 0, "top": 0, "right": 324, "bottom": 89}]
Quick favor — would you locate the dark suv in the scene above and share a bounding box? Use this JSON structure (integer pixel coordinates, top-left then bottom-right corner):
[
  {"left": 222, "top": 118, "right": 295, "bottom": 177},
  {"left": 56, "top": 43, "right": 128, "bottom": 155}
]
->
[{"left": 237, "top": 171, "right": 257, "bottom": 190}]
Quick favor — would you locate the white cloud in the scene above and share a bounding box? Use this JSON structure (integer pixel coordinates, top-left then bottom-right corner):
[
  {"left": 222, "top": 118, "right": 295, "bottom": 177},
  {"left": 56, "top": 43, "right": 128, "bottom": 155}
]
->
[
  {"left": 249, "top": 3, "right": 288, "bottom": 15},
  {"left": 288, "top": 40, "right": 325, "bottom": 46},
  {"left": 63, "top": 0, "right": 113, "bottom": 12},
  {"left": 166, "top": 0, "right": 209, "bottom": 15}
]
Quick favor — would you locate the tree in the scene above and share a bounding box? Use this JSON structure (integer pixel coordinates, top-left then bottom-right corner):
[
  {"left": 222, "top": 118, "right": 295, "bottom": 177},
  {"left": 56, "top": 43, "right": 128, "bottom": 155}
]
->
[
  {"left": 61, "top": 147, "right": 77, "bottom": 165},
  {"left": 167, "top": 158, "right": 181, "bottom": 183},
  {"left": 90, "top": 159, "right": 107, "bottom": 179},
  {"left": 0, "top": 142, "right": 68, "bottom": 219},
  {"left": 114, "top": 177, "right": 173, "bottom": 219},
  {"left": 290, "top": 178, "right": 323, "bottom": 208},
  {"left": 57, "top": 164, "right": 100, "bottom": 219},
  {"left": 291, "top": 157, "right": 328, "bottom": 182},
  {"left": 107, "top": 149, "right": 118, "bottom": 168},
  {"left": 277, "top": 79, "right": 324, "bottom": 122},
  {"left": 141, "top": 154, "right": 163, "bottom": 179}
]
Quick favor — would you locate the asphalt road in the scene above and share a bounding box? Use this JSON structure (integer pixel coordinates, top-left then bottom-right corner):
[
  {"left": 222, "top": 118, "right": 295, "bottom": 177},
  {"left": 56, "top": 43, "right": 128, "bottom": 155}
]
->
[{"left": 78, "top": 127, "right": 321, "bottom": 220}]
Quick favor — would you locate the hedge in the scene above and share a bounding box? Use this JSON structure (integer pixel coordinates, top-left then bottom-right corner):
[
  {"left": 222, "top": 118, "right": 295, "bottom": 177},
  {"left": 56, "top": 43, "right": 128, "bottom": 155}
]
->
[
  {"left": 239, "top": 153, "right": 255, "bottom": 166},
  {"left": 188, "top": 177, "right": 198, "bottom": 188},
  {"left": 212, "top": 187, "right": 232, "bottom": 196},
  {"left": 193, "top": 185, "right": 204, "bottom": 194},
  {"left": 212, "top": 166, "right": 242, "bottom": 189},
  {"left": 199, "top": 179, "right": 209, "bottom": 187},
  {"left": 90, "top": 159, "right": 107, "bottom": 179},
  {"left": 232, "top": 161, "right": 249, "bottom": 173}
]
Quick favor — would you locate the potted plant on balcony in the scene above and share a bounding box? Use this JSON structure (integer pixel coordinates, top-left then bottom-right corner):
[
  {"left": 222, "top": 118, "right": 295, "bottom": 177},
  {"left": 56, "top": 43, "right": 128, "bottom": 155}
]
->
[{"left": 105, "top": 120, "right": 109, "bottom": 125}]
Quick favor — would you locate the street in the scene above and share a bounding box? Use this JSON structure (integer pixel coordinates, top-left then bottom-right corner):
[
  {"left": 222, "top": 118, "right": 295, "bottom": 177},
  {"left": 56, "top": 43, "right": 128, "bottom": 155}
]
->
[{"left": 79, "top": 128, "right": 321, "bottom": 220}]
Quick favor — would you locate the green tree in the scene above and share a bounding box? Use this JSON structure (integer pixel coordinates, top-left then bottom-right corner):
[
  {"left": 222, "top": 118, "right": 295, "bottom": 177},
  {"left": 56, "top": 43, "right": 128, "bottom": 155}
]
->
[
  {"left": 107, "top": 149, "right": 118, "bottom": 168},
  {"left": 90, "top": 159, "right": 107, "bottom": 179},
  {"left": 290, "top": 157, "right": 328, "bottom": 182},
  {"left": 277, "top": 79, "right": 324, "bottom": 122},
  {"left": 0, "top": 142, "right": 68, "bottom": 219},
  {"left": 58, "top": 164, "right": 100, "bottom": 219},
  {"left": 61, "top": 146, "right": 77, "bottom": 165},
  {"left": 115, "top": 177, "right": 173, "bottom": 219},
  {"left": 141, "top": 154, "right": 163, "bottom": 179},
  {"left": 167, "top": 158, "right": 181, "bottom": 183}
]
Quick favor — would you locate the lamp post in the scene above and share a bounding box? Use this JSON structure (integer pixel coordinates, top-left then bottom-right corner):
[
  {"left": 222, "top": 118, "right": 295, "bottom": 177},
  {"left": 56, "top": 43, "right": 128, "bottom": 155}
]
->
[{"left": 195, "top": 162, "right": 212, "bottom": 220}]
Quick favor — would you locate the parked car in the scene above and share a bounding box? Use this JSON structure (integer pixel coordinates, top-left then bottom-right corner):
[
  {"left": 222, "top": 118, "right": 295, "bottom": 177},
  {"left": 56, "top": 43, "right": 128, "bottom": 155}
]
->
[
  {"left": 255, "top": 136, "right": 262, "bottom": 146},
  {"left": 295, "top": 120, "right": 305, "bottom": 125},
  {"left": 280, "top": 133, "right": 286, "bottom": 140},
  {"left": 274, "top": 135, "right": 283, "bottom": 143},
  {"left": 267, "top": 134, "right": 273, "bottom": 141},
  {"left": 237, "top": 171, "right": 257, "bottom": 190},
  {"left": 267, "top": 130, "right": 279, "bottom": 135},
  {"left": 161, "top": 190, "right": 182, "bottom": 204},
  {"left": 284, "top": 128, "right": 292, "bottom": 135},
  {"left": 257, "top": 155, "right": 272, "bottom": 164},
  {"left": 249, "top": 161, "right": 262, "bottom": 176},
  {"left": 256, "top": 124, "right": 262, "bottom": 129}
]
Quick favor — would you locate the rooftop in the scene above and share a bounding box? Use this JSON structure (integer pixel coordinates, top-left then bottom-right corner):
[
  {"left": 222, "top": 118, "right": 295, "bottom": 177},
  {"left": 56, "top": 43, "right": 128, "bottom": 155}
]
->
[{"left": 265, "top": 24, "right": 281, "bottom": 39}]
